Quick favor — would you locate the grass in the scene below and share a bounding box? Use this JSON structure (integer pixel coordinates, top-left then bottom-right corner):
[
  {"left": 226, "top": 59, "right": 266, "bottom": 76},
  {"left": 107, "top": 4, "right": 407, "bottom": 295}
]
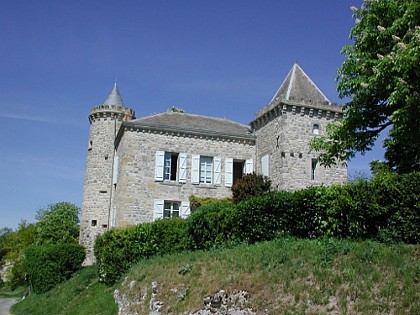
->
[
  {"left": 117, "top": 237, "right": 419, "bottom": 314},
  {"left": 10, "top": 266, "right": 117, "bottom": 315},
  {"left": 0, "top": 286, "right": 26, "bottom": 298},
  {"left": 6, "top": 238, "right": 420, "bottom": 314}
]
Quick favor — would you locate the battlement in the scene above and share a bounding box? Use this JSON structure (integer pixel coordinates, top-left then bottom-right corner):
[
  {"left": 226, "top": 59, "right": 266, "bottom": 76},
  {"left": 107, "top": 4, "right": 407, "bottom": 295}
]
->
[{"left": 89, "top": 104, "right": 135, "bottom": 123}]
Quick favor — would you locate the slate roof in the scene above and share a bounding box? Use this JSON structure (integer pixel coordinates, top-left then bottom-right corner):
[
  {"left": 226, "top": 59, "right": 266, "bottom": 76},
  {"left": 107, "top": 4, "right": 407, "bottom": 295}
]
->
[
  {"left": 271, "top": 63, "right": 331, "bottom": 105},
  {"left": 122, "top": 111, "right": 254, "bottom": 140},
  {"left": 103, "top": 83, "right": 125, "bottom": 106}
]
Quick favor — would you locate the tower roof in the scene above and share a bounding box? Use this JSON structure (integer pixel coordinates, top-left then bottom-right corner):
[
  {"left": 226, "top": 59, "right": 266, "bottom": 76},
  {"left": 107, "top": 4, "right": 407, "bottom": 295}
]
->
[
  {"left": 103, "top": 82, "right": 125, "bottom": 106},
  {"left": 271, "top": 63, "right": 331, "bottom": 105}
]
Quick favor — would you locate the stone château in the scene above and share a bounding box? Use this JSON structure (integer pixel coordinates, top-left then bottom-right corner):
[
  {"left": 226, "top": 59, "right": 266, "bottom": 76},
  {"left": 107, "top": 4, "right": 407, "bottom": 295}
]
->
[{"left": 80, "top": 64, "right": 347, "bottom": 264}]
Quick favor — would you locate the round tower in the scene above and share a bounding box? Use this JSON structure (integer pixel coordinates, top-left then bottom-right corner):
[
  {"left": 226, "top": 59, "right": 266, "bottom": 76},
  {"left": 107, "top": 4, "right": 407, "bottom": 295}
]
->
[{"left": 80, "top": 83, "right": 135, "bottom": 265}]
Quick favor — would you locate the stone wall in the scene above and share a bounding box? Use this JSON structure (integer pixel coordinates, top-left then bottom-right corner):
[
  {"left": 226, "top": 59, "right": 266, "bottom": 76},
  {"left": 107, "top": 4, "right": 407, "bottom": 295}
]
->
[
  {"left": 253, "top": 102, "right": 347, "bottom": 191},
  {"left": 80, "top": 105, "right": 134, "bottom": 265},
  {"left": 111, "top": 127, "right": 256, "bottom": 228}
]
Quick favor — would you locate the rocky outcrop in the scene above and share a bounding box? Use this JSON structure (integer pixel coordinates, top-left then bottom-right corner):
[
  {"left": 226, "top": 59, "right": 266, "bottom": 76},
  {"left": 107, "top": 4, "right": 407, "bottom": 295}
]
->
[{"left": 114, "top": 280, "right": 256, "bottom": 315}]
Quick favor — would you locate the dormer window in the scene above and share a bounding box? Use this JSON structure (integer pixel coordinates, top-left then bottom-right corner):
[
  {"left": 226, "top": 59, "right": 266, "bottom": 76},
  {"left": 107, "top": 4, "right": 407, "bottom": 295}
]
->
[{"left": 312, "top": 124, "right": 320, "bottom": 135}]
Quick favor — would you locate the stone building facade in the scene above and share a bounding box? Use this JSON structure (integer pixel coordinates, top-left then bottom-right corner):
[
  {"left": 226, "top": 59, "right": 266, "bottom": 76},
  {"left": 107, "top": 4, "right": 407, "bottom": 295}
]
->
[{"left": 80, "top": 64, "right": 347, "bottom": 264}]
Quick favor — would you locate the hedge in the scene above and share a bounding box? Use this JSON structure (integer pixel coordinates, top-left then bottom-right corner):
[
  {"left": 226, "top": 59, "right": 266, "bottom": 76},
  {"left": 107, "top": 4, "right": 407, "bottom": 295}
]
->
[
  {"left": 95, "top": 172, "right": 419, "bottom": 285},
  {"left": 23, "top": 243, "right": 85, "bottom": 293},
  {"left": 94, "top": 218, "right": 187, "bottom": 285}
]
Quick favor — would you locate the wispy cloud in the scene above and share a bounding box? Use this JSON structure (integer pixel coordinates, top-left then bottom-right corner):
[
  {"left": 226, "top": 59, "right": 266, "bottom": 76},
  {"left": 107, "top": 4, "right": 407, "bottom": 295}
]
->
[{"left": 0, "top": 113, "right": 83, "bottom": 127}]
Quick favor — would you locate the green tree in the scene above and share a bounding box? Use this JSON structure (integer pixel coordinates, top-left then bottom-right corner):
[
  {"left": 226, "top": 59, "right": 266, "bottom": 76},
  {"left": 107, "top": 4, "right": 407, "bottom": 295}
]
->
[
  {"left": 311, "top": 0, "right": 420, "bottom": 173},
  {"left": 36, "top": 202, "right": 80, "bottom": 245},
  {"left": 231, "top": 173, "right": 271, "bottom": 203}
]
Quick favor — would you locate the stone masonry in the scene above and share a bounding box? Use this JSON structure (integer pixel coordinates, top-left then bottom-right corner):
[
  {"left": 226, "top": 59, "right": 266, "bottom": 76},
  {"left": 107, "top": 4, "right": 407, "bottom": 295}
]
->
[{"left": 80, "top": 64, "right": 347, "bottom": 264}]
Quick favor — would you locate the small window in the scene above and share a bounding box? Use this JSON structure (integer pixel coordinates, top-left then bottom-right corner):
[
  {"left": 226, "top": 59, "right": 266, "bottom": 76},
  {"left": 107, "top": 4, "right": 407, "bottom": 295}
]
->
[
  {"left": 312, "top": 124, "right": 320, "bottom": 135},
  {"left": 88, "top": 140, "right": 92, "bottom": 151},
  {"left": 200, "top": 156, "right": 213, "bottom": 184},
  {"left": 91, "top": 220, "right": 97, "bottom": 227},
  {"left": 311, "top": 159, "right": 318, "bottom": 180},
  {"left": 163, "top": 201, "right": 180, "bottom": 218}
]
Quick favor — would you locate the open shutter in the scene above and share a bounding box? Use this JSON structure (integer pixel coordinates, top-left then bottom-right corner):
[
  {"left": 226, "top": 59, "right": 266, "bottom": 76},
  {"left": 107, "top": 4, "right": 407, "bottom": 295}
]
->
[
  {"left": 180, "top": 201, "right": 190, "bottom": 219},
  {"left": 178, "top": 153, "right": 187, "bottom": 183},
  {"left": 245, "top": 159, "right": 254, "bottom": 174},
  {"left": 153, "top": 199, "right": 164, "bottom": 220},
  {"left": 225, "top": 158, "right": 233, "bottom": 187},
  {"left": 112, "top": 155, "right": 119, "bottom": 185},
  {"left": 155, "top": 151, "right": 164, "bottom": 181},
  {"left": 191, "top": 154, "right": 200, "bottom": 184},
  {"left": 261, "top": 154, "right": 269, "bottom": 177},
  {"left": 213, "top": 157, "right": 221, "bottom": 185}
]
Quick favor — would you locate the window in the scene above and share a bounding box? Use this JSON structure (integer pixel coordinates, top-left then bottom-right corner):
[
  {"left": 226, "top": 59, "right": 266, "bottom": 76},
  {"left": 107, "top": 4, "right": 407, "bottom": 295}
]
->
[
  {"left": 91, "top": 220, "right": 97, "bottom": 227},
  {"left": 155, "top": 151, "right": 187, "bottom": 182},
  {"left": 312, "top": 124, "right": 320, "bottom": 135},
  {"left": 164, "top": 153, "right": 178, "bottom": 181},
  {"left": 200, "top": 156, "right": 213, "bottom": 184},
  {"left": 233, "top": 160, "right": 244, "bottom": 184},
  {"left": 261, "top": 154, "right": 270, "bottom": 177},
  {"left": 225, "top": 158, "right": 254, "bottom": 187},
  {"left": 311, "top": 158, "right": 318, "bottom": 180},
  {"left": 164, "top": 201, "right": 180, "bottom": 218},
  {"left": 154, "top": 200, "right": 191, "bottom": 220}
]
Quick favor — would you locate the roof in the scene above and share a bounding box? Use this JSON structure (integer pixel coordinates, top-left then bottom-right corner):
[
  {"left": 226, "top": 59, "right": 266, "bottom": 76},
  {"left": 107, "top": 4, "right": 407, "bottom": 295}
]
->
[
  {"left": 270, "top": 63, "right": 331, "bottom": 105},
  {"left": 103, "top": 83, "right": 125, "bottom": 106},
  {"left": 122, "top": 111, "right": 254, "bottom": 139}
]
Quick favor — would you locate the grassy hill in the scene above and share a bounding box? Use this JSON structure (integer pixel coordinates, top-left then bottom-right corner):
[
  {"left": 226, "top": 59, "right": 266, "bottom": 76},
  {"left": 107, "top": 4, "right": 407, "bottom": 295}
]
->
[{"left": 10, "top": 237, "right": 419, "bottom": 314}]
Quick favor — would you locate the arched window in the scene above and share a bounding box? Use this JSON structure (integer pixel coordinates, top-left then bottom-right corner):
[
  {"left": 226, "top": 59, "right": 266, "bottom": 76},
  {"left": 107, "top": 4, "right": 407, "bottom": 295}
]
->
[{"left": 312, "top": 124, "right": 320, "bottom": 135}]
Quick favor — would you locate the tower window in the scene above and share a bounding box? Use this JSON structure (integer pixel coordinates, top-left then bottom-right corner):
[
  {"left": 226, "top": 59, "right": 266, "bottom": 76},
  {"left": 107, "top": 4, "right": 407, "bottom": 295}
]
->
[
  {"left": 312, "top": 124, "right": 320, "bottom": 135},
  {"left": 91, "top": 220, "right": 97, "bottom": 227},
  {"left": 311, "top": 159, "right": 318, "bottom": 180}
]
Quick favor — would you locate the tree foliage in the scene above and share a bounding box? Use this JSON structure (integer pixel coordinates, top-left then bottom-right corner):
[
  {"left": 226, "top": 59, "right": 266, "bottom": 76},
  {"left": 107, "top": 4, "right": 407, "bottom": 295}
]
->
[
  {"left": 311, "top": 0, "right": 420, "bottom": 173},
  {"left": 36, "top": 202, "right": 80, "bottom": 245},
  {"left": 231, "top": 172, "right": 272, "bottom": 203}
]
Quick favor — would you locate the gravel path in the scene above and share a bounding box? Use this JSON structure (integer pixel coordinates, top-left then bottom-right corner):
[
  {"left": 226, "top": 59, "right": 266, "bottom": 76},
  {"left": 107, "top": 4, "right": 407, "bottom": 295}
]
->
[{"left": 0, "top": 298, "right": 18, "bottom": 315}]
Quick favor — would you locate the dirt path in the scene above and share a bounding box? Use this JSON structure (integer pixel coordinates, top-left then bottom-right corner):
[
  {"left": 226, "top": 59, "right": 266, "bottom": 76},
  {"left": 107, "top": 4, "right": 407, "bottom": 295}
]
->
[{"left": 0, "top": 298, "right": 18, "bottom": 315}]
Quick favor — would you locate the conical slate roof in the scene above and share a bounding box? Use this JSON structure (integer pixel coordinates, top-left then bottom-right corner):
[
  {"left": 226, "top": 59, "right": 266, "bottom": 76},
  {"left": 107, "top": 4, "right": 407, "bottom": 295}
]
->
[
  {"left": 103, "top": 82, "right": 125, "bottom": 106},
  {"left": 271, "top": 63, "right": 331, "bottom": 105}
]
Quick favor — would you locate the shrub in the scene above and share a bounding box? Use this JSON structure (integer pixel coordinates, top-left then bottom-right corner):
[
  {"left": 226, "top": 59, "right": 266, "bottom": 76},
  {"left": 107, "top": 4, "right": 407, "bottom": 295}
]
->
[
  {"left": 23, "top": 243, "right": 85, "bottom": 293},
  {"left": 231, "top": 173, "right": 271, "bottom": 203},
  {"left": 94, "top": 223, "right": 158, "bottom": 285},
  {"left": 95, "top": 218, "right": 190, "bottom": 285},
  {"left": 186, "top": 201, "right": 236, "bottom": 250},
  {"left": 150, "top": 218, "right": 188, "bottom": 255}
]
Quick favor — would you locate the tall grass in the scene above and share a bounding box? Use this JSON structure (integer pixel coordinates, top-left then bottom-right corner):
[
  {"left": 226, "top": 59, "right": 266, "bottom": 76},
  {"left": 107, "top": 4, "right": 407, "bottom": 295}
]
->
[{"left": 10, "top": 266, "right": 117, "bottom": 315}]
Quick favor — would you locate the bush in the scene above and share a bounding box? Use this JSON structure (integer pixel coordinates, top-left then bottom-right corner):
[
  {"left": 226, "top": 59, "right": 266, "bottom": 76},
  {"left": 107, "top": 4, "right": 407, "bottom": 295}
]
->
[
  {"left": 231, "top": 173, "right": 271, "bottom": 203},
  {"left": 23, "top": 244, "right": 85, "bottom": 293},
  {"left": 150, "top": 218, "right": 188, "bottom": 255},
  {"left": 95, "top": 218, "right": 189, "bottom": 285},
  {"left": 186, "top": 201, "right": 236, "bottom": 250}
]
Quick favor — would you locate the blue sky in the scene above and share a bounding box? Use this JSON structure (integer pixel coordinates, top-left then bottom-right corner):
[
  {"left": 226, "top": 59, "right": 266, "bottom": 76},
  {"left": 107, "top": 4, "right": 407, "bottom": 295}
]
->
[{"left": 1, "top": 0, "right": 383, "bottom": 229}]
